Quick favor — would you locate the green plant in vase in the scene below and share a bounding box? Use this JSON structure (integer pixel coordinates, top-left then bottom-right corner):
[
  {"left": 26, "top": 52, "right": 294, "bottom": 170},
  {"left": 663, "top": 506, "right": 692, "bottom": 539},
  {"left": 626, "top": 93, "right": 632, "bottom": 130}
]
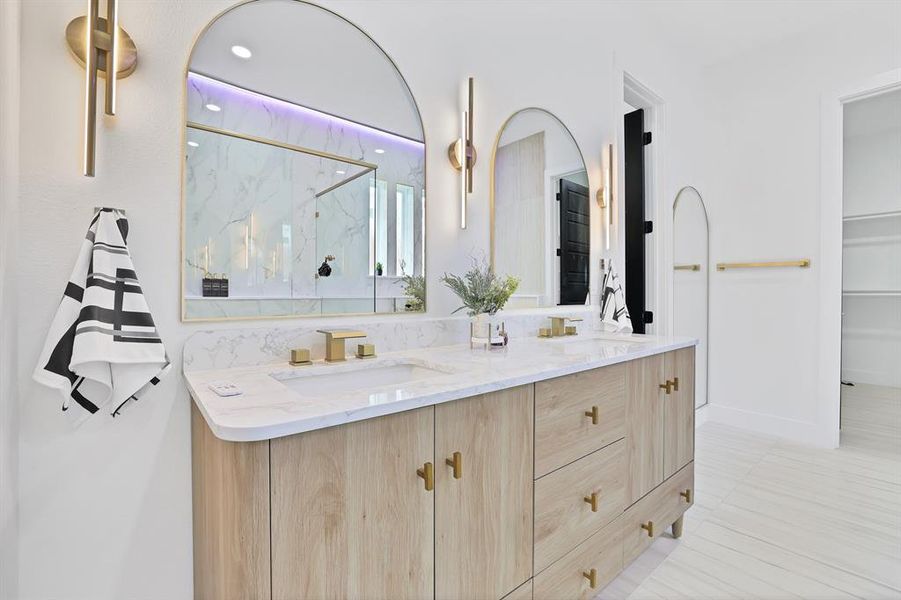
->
[{"left": 441, "top": 258, "right": 519, "bottom": 344}]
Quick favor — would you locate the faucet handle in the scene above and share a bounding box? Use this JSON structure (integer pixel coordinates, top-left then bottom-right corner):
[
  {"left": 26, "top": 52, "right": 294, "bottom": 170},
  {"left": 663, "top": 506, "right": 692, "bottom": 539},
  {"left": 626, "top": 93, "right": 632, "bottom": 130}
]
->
[{"left": 316, "top": 329, "right": 366, "bottom": 339}]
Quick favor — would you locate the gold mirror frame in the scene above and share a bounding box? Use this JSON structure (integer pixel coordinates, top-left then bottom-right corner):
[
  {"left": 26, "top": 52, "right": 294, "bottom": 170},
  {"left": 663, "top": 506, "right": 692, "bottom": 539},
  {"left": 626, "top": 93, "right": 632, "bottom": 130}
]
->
[
  {"left": 179, "top": 0, "right": 427, "bottom": 322},
  {"left": 489, "top": 107, "right": 589, "bottom": 288}
]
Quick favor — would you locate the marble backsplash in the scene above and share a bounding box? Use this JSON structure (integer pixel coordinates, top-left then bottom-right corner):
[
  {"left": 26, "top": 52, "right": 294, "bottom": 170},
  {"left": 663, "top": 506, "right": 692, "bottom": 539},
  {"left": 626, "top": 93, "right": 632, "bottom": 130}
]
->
[{"left": 183, "top": 307, "right": 598, "bottom": 372}]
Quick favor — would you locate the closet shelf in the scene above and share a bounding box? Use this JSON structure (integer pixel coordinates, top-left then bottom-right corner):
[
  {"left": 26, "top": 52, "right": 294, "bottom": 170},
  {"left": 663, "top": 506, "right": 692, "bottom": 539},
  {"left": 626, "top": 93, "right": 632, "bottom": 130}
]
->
[
  {"left": 842, "top": 210, "right": 901, "bottom": 222},
  {"left": 842, "top": 290, "right": 901, "bottom": 297}
]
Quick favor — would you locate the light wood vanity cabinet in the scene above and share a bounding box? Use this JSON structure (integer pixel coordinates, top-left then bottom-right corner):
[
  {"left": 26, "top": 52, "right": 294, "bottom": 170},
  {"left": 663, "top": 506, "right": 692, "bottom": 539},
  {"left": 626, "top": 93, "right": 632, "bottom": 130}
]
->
[
  {"left": 192, "top": 347, "right": 695, "bottom": 600},
  {"left": 435, "top": 386, "right": 534, "bottom": 600},
  {"left": 270, "top": 406, "right": 434, "bottom": 600}
]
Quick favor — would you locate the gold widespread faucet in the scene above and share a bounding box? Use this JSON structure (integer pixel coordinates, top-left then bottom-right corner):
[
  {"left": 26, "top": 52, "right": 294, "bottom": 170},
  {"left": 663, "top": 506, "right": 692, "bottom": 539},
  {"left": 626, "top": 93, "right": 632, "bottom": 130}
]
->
[
  {"left": 317, "top": 329, "right": 367, "bottom": 362},
  {"left": 544, "top": 316, "right": 583, "bottom": 337}
]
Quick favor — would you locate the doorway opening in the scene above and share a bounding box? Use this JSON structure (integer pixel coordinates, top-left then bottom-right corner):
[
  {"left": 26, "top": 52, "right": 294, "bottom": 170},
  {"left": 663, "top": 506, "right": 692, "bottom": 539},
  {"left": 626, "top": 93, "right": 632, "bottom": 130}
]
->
[
  {"left": 839, "top": 88, "right": 901, "bottom": 452},
  {"left": 622, "top": 73, "right": 664, "bottom": 334}
]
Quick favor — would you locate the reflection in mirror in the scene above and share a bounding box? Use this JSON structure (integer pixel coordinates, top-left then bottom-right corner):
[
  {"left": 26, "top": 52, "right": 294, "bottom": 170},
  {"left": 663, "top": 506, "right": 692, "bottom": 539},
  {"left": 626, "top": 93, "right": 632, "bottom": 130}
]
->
[
  {"left": 182, "top": 0, "right": 425, "bottom": 320},
  {"left": 491, "top": 109, "right": 589, "bottom": 309},
  {"left": 673, "top": 186, "right": 709, "bottom": 408}
]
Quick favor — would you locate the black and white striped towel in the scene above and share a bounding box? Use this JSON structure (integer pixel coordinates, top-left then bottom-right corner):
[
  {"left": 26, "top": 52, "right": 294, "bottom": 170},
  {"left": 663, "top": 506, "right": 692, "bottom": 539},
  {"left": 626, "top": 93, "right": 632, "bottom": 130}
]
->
[
  {"left": 33, "top": 208, "right": 170, "bottom": 423},
  {"left": 600, "top": 260, "right": 633, "bottom": 333}
]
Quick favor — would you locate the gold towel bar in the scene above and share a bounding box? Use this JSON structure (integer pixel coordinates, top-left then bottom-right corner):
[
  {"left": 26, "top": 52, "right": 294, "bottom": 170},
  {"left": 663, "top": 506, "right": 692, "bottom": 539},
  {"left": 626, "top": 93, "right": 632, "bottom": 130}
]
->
[
  {"left": 716, "top": 259, "right": 810, "bottom": 271},
  {"left": 674, "top": 264, "right": 701, "bottom": 271}
]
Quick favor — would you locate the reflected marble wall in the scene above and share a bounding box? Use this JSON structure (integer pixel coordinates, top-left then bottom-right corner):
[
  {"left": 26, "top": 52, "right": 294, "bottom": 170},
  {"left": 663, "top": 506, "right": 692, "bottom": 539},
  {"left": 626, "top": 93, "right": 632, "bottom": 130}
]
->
[{"left": 183, "top": 73, "right": 425, "bottom": 315}]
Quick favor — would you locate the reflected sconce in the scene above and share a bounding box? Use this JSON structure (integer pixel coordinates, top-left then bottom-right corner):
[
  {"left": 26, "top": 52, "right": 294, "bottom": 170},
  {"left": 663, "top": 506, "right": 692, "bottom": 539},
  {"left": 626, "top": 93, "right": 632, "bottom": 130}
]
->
[
  {"left": 448, "top": 77, "right": 475, "bottom": 229},
  {"left": 596, "top": 143, "right": 614, "bottom": 250},
  {"left": 65, "top": 0, "right": 138, "bottom": 177}
]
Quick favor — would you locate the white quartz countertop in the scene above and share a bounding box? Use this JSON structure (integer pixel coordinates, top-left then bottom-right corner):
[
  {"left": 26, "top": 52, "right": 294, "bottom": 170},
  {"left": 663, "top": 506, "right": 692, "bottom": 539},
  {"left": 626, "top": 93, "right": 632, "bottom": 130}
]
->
[{"left": 186, "top": 332, "right": 697, "bottom": 442}]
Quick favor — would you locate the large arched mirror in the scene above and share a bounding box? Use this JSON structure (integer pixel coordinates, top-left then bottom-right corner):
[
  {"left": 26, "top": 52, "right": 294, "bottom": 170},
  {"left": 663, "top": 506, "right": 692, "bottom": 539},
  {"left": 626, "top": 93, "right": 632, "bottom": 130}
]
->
[
  {"left": 673, "top": 186, "right": 709, "bottom": 408},
  {"left": 181, "top": 0, "right": 426, "bottom": 320},
  {"left": 491, "top": 109, "right": 589, "bottom": 309}
]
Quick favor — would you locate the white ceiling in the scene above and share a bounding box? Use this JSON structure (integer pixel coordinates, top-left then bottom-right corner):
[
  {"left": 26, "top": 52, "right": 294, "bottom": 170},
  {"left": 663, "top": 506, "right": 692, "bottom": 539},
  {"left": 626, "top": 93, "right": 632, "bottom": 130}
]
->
[{"left": 623, "top": 0, "right": 898, "bottom": 67}]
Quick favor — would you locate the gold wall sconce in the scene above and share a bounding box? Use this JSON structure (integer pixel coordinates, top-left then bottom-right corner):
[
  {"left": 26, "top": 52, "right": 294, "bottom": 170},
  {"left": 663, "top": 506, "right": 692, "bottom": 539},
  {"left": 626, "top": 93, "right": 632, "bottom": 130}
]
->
[
  {"left": 596, "top": 143, "right": 614, "bottom": 249},
  {"left": 448, "top": 77, "right": 475, "bottom": 229},
  {"left": 65, "top": 0, "right": 138, "bottom": 177}
]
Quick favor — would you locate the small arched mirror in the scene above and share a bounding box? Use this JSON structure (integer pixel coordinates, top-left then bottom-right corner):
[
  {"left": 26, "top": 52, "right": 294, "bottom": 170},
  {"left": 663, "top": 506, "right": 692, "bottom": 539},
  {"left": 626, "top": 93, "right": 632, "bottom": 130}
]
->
[
  {"left": 673, "top": 186, "right": 709, "bottom": 408},
  {"left": 491, "top": 109, "right": 589, "bottom": 309},
  {"left": 181, "top": 0, "right": 425, "bottom": 320}
]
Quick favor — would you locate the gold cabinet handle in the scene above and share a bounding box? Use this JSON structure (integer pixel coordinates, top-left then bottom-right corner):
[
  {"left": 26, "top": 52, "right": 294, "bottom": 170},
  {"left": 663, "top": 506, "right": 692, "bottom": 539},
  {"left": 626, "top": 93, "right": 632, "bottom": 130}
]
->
[
  {"left": 680, "top": 488, "right": 692, "bottom": 504},
  {"left": 672, "top": 376, "right": 680, "bottom": 392},
  {"left": 583, "top": 491, "right": 600, "bottom": 512},
  {"left": 582, "top": 568, "right": 598, "bottom": 589},
  {"left": 641, "top": 520, "right": 654, "bottom": 537},
  {"left": 416, "top": 462, "right": 434, "bottom": 491},
  {"left": 445, "top": 451, "right": 462, "bottom": 479},
  {"left": 658, "top": 381, "right": 673, "bottom": 394},
  {"left": 584, "top": 405, "right": 599, "bottom": 424}
]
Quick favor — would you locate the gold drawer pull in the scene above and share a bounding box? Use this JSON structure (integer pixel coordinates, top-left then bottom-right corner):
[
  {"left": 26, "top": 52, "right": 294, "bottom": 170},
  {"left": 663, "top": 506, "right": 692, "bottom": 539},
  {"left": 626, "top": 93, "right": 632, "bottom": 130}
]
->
[
  {"left": 680, "top": 488, "right": 692, "bottom": 503},
  {"left": 583, "top": 491, "right": 600, "bottom": 512},
  {"left": 658, "top": 380, "right": 673, "bottom": 394},
  {"left": 416, "top": 462, "right": 434, "bottom": 491},
  {"left": 672, "top": 376, "right": 680, "bottom": 392},
  {"left": 582, "top": 568, "right": 598, "bottom": 589},
  {"left": 641, "top": 520, "right": 654, "bottom": 537},
  {"left": 584, "top": 405, "right": 599, "bottom": 424},
  {"left": 445, "top": 451, "right": 463, "bottom": 479}
]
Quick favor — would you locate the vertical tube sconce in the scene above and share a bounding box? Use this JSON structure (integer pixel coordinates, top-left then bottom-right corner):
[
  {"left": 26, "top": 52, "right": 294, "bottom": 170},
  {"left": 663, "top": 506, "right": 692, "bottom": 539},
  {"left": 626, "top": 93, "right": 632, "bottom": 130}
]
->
[
  {"left": 597, "top": 143, "right": 614, "bottom": 250},
  {"left": 65, "top": 0, "right": 138, "bottom": 177},
  {"left": 448, "top": 77, "right": 476, "bottom": 229}
]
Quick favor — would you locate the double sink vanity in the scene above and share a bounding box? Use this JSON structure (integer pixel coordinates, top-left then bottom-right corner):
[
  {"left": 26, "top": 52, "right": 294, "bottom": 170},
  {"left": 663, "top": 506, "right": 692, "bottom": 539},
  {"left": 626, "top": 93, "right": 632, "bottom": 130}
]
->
[{"left": 187, "top": 327, "right": 696, "bottom": 600}]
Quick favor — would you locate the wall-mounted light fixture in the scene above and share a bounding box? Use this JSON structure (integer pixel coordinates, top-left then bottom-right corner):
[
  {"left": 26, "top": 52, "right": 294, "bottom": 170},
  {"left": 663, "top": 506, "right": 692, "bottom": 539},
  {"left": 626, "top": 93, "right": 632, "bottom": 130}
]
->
[
  {"left": 448, "top": 77, "right": 475, "bottom": 229},
  {"left": 65, "top": 0, "right": 138, "bottom": 177},
  {"left": 596, "top": 143, "right": 614, "bottom": 249}
]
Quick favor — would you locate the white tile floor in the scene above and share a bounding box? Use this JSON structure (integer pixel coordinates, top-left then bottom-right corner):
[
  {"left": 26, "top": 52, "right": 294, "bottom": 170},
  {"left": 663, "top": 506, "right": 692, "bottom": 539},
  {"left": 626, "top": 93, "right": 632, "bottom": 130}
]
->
[{"left": 600, "top": 384, "right": 901, "bottom": 599}]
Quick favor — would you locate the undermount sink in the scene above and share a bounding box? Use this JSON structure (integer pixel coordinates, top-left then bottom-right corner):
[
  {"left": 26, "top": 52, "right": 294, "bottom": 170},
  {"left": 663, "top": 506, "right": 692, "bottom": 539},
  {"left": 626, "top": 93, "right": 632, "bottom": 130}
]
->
[
  {"left": 545, "top": 334, "right": 651, "bottom": 353},
  {"left": 271, "top": 360, "right": 453, "bottom": 398}
]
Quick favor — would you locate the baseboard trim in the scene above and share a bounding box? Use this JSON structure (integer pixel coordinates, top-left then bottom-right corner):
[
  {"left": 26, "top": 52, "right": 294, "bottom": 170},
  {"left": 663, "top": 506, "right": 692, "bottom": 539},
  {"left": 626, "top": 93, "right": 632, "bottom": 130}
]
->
[
  {"left": 705, "top": 404, "right": 838, "bottom": 448},
  {"left": 840, "top": 368, "right": 901, "bottom": 389}
]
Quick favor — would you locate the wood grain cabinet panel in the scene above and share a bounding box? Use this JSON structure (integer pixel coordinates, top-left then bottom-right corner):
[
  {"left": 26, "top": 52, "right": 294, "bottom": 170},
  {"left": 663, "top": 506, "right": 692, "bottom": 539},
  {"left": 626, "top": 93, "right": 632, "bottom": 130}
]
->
[
  {"left": 534, "top": 439, "right": 626, "bottom": 573},
  {"left": 435, "top": 386, "right": 534, "bottom": 600},
  {"left": 191, "top": 405, "right": 271, "bottom": 600},
  {"left": 623, "top": 462, "right": 694, "bottom": 565},
  {"left": 625, "top": 354, "right": 665, "bottom": 504},
  {"left": 502, "top": 579, "right": 534, "bottom": 600},
  {"left": 664, "top": 347, "right": 696, "bottom": 479},
  {"left": 533, "top": 516, "right": 623, "bottom": 600},
  {"left": 535, "top": 364, "right": 626, "bottom": 477},
  {"left": 270, "top": 407, "right": 434, "bottom": 600}
]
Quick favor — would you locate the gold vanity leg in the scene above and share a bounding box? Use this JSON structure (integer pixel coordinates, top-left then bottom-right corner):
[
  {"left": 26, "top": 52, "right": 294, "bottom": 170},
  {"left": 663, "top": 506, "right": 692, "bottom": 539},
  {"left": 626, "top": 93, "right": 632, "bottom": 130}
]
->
[{"left": 671, "top": 515, "right": 684, "bottom": 539}]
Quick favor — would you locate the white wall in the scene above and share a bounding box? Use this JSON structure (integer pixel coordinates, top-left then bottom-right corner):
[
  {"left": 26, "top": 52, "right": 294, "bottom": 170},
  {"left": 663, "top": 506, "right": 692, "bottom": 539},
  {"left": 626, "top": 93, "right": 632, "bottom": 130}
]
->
[
  {"left": 10, "top": 1, "right": 716, "bottom": 598},
  {"left": 701, "top": 6, "right": 901, "bottom": 443},
  {"left": 0, "top": 2, "right": 21, "bottom": 599}
]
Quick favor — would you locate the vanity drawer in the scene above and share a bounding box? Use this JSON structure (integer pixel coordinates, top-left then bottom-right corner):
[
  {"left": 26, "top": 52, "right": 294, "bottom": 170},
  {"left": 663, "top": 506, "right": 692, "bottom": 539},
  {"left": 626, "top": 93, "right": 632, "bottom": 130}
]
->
[
  {"left": 623, "top": 462, "right": 694, "bottom": 565},
  {"left": 534, "top": 439, "right": 626, "bottom": 572},
  {"left": 533, "top": 516, "right": 623, "bottom": 600},
  {"left": 535, "top": 363, "right": 626, "bottom": 477}
]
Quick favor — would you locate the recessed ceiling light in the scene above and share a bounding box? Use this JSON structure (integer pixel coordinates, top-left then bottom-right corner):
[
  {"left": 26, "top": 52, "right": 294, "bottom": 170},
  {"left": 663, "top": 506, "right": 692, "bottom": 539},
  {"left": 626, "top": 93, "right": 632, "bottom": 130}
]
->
[
  {"left": 374, "top": 148, "right": 385, "bottom": 154},
  {"left": 231, "top": 45, "right": 252, "bottom": 59},
  {"left": 187, "top": 141, "right": 199, "bottom": 148},
  {"left": 204, "top": 103, "right": 221, "bottom": 112},
  {"left": 335, "top": 170, "right": 346, "bottom": 175}
]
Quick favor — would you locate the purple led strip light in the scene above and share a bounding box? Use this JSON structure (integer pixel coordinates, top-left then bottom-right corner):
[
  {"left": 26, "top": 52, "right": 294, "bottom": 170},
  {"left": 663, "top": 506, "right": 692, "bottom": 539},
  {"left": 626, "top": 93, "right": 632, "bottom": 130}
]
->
[{"left": 188, "top": 71, "right": 425, "bottom": 149}]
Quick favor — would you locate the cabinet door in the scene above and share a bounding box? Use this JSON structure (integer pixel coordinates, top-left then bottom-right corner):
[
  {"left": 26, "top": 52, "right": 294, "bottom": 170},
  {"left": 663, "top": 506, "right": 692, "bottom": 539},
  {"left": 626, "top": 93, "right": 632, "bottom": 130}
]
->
[
  {"left": 664, "top": 347, "right": 695, "bottom": 479},
  {"left": 270, "top": 408, "right": 434, "bottom": 600},
  {"left": 625, "top": 354, "right": 665, "bottom": 504},
  {"left": 435, "top": 386, "right": 534, "bottom": 600}
]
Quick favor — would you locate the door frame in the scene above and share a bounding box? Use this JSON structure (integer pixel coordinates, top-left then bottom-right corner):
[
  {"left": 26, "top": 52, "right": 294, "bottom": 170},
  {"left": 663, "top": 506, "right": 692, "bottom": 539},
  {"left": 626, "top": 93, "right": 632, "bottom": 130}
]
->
[
  {"left": 818, "top": 68, "right": 901, "bottom": 448},
  {"left": 615, "top": 68, "right": 667, "bottom": 335}
]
